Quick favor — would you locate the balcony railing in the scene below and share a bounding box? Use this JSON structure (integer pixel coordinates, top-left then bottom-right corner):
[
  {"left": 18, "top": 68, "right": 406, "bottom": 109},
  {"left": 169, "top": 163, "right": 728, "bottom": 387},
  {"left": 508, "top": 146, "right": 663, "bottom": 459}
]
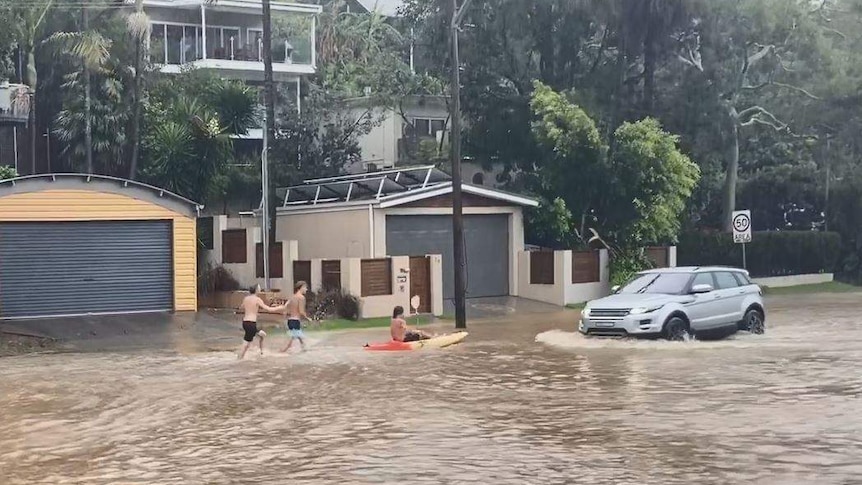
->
[{"left": 149, "top": 23, "right": 313, "bottom": 68}]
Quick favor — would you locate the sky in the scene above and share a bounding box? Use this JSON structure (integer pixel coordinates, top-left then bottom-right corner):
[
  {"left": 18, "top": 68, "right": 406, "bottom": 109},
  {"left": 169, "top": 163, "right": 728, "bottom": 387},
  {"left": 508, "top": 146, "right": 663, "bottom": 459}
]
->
[{"left": 357, "top": 0, "right": 403, "bottom": 16}]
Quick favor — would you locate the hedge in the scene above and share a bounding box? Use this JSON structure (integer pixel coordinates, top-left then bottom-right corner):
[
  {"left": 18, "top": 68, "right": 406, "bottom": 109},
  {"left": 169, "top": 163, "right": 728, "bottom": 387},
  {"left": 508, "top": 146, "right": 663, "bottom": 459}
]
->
[{"left": 677, "top": 231, "right": 842, "bottom": 278}]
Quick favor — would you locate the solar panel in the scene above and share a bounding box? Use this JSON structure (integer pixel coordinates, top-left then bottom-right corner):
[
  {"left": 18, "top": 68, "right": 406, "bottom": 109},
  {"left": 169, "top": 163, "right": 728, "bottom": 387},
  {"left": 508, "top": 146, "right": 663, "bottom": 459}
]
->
[{"left": 277, "top": 166, "right": 452, "bottom": 207}]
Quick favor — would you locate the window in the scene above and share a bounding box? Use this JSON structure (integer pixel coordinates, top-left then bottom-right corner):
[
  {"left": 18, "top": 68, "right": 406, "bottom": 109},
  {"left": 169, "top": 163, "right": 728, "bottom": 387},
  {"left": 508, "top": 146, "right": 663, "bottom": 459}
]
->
[
  {"left": 732, "top": 272, "right": 752, "bottom": 286},
  {"left": 715, "top": 272, "right": 740, "bottom": 290},
  {"left": 472, "top": 172, "right": 485, "bottom": 185},
  {"left": 149, "top": 24, "right": 166, "bottom": 64},
  {"left": 166, "top": 24, "right": 183, "bottom": 64},
  {"left": 361, "top": 259, "right": 392, "bottom": 296},
  {"left": 690, "top": 272, "right": 714, "bottom": 289},
  {"left": 411, "top": 118, "right": 447, "bottom": 137},
  {"left": 619, "top": 272, "right": 692, "bottom": 295},
  {"left": 430, "top": 119, "right": 445, "bottom": 136},
  {"left": 151, "top": 22, "right": 239, "bottom": 64},
  {"left": 222, "top": 229, "right": 247, "bottom": 264},
  {"left": 248, "top": 28, "right": 263, "bottom": 61},
  {"left": 414, "top": 118, "right": 430, "bottom": 136}
]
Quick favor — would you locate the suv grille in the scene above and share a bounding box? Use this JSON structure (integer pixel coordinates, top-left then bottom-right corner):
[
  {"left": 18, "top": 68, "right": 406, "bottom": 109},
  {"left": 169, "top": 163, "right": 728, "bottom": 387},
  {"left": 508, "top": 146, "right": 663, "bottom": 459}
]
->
[{"left": 589, "top": 308, "right": 631, "bottom": 318}]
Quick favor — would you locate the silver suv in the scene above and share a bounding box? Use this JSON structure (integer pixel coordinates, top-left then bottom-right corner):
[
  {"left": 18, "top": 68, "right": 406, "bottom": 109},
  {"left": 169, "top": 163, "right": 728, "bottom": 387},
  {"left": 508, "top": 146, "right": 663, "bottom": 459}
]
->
[{"left": 578, "top": 266, "right": 765, "bottom": 340}]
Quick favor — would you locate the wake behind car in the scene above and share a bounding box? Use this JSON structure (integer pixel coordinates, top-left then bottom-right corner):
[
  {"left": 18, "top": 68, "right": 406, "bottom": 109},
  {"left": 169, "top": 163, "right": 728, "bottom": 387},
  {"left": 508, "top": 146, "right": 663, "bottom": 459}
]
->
[{"left": 578, "top": 266, "right": 765, "bottom": 340}]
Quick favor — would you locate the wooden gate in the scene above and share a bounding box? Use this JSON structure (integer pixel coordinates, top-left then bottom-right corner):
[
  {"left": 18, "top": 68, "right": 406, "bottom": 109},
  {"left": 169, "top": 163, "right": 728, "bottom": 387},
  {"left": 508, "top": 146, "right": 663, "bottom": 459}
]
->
[{"left": 409, "top": 256, "right": 431, "bottom": 314}]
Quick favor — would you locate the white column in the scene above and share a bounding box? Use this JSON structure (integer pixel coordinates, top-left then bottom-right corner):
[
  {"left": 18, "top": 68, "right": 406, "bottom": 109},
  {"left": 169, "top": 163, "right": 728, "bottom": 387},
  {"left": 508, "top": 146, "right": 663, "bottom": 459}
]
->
[
  {"left": 310, "top": 15, "right": 317, "bottom": 68},
  {"left": 296, "top": 78, "right": 301, "bottom": 115},
  {"left": 201, "top": 4, "right": 207, "bottom": 60}
]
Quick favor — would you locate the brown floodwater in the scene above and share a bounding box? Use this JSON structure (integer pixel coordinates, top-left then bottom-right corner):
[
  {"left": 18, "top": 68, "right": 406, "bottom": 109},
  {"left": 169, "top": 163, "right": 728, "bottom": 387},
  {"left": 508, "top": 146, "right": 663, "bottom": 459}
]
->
[{"left": 1, "top": 294, "right": 862, "bottom": 484}]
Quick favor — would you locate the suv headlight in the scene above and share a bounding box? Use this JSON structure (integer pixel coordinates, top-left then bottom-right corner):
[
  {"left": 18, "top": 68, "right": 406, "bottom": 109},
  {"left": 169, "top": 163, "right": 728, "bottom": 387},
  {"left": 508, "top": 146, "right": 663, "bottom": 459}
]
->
[
  {"left": 581, "top": 307, "right": 590, "bottom": 317},
  {"left": 630, "top": 305, "right": 663, "bottom": 315}
]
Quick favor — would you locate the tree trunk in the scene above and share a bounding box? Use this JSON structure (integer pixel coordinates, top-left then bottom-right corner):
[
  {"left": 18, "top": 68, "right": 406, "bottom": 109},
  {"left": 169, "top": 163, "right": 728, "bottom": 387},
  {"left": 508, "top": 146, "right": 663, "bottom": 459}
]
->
[
  {"left": 26, "top": 49, "right": 37, "bottom": 175},
  {"left": 128, "top": 0, "right": 144, "bottom": 180},
  {"left": 721, "top": 110, "right": 740, "bottom": 232},
  {"left": 83, "top": 2, "right": 94, "bottom": 174},
  {"left": 642, "top": 1, "right": 657, "bottom": 116},
  {"left": 262, "top": 0, "right": 277, "bottom": 246}
]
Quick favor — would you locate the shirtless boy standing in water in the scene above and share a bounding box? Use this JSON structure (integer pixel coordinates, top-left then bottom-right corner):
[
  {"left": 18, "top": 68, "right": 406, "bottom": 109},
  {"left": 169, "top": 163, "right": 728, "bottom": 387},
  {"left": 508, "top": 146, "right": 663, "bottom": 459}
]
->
[
  {"left": 238, "top": 284, "right": 285, "bottom": 360},
  {"left": 280, "top": 281, "right": 310, "bottom": 353}
]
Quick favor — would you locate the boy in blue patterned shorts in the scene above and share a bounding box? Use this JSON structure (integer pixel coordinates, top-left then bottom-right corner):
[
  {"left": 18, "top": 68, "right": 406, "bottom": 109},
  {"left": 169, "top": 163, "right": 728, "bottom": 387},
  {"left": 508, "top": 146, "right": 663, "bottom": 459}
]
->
[{"left": 280, "top": 281, "right": 309, "bottom": 353}]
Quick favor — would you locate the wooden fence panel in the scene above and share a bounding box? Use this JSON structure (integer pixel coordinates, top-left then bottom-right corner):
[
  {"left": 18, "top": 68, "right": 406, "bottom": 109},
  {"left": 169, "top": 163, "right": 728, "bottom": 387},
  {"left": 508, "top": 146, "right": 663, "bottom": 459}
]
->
[
  {"left": 293, "top": 260, "right": 312, "bottom": 289},
  {"left": 646, "top": 247, "right": 669, "bottom": 268},
  {"left": 221, "top": 229, "right": 247, "bottom": 263},
  {"left": 321, "top": 260, "right": 342, "bottom": 291},
  {"left": 255, "top": 242, "right": 283, "bottom": 278},
  {"left": 530, "top": 251, "right": 555, "bottom": 285},
  {"left": 572, "top": 250, "right": 600, "bottom": 283},
  {"left": 361, "top": 259, "right": 392, "bottom": 296}
]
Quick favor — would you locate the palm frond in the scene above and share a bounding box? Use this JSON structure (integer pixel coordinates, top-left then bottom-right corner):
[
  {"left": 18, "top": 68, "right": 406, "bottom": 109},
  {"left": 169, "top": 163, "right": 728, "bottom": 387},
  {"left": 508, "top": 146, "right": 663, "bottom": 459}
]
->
[
  {"left": 126, "top": 11, "right": 151, "bottom": 41},
  {"left": 45, "top": 30, "right": 112, "bottom": 69}
]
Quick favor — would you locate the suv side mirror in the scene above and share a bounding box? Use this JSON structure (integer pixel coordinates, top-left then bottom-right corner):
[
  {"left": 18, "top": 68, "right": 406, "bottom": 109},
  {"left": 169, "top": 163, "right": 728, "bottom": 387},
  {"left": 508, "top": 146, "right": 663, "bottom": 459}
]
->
[
  {"left": 611, "top": 285, "right": 620, "bottom": 294},
  {"left": 690, "top": 284, "right": 714, "bottom": 294}
]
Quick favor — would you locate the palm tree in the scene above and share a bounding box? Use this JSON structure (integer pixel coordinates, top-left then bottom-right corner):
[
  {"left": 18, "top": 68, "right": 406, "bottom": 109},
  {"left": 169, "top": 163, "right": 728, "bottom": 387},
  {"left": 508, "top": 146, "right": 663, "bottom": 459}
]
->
[
  {"left": 52, "top": 66, "right": 128, "bottom": 174},
  {"left": 126, "top": 0, "right": 148, "bottom": 180},
  {"left": 1, "top": 0, "right": 55, "bottom": 174},
  {"left": 46, "top": 6, "right": 112, "bottom": 173}
]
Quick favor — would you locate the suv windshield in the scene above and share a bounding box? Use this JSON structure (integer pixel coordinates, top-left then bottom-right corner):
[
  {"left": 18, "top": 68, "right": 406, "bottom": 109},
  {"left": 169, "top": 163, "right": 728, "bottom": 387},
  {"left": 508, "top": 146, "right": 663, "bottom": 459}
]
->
[{"left": 619, "top": 273, "right": 692, "bottom": 295}]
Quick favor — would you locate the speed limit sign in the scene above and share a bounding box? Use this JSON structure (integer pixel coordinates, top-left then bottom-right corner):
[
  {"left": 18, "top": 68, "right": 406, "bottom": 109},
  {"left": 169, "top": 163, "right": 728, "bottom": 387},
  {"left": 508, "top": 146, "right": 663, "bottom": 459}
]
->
[{"left": 732, "top": 210, "right": 752, "bottom": 244}]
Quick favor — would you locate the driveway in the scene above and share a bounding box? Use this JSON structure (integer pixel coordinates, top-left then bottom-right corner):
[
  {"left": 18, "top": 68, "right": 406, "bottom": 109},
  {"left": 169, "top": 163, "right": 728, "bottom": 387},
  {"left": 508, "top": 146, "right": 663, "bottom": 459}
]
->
[{"left": 444, "top": 296, "right": 566, "bottom": 320}]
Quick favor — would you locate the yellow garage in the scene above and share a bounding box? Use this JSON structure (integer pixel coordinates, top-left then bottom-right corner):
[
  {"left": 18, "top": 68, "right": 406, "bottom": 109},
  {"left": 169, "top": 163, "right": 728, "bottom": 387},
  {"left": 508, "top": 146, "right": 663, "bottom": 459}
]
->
[{"left": 0, "top": 174, "right": 200, "bottom": 319}]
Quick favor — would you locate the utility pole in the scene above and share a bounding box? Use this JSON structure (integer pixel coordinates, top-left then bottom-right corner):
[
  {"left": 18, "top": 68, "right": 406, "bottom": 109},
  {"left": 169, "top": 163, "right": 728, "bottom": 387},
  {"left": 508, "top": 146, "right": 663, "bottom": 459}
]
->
[
  {"left": 261, "top": 112, "right": 271, "bottom": 291},
  {"left": 450, "top": 0, "right": 472, "bottom": 330},
  {"left": 824, "top": 135, "right": 831, "bottom": 232},
  {"left": 261, "top": 0, "right": 275, "bottom": 291}
]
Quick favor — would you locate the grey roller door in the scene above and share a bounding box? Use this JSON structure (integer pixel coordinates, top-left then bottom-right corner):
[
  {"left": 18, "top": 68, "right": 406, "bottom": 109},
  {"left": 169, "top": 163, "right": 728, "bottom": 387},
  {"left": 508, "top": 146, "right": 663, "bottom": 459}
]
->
[
  {"left": 0, "top": 220, "right": 173, "bottom": 318},
  {"left": 386, "top": 214, "right": 509, "bottom": 299}
]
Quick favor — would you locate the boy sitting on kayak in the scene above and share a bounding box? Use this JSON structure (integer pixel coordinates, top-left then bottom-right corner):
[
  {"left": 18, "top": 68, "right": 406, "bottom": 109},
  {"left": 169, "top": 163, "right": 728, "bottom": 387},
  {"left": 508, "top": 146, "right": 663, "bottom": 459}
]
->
[{"left": 391, "top": 306, "right": 432, "bottom": 342}]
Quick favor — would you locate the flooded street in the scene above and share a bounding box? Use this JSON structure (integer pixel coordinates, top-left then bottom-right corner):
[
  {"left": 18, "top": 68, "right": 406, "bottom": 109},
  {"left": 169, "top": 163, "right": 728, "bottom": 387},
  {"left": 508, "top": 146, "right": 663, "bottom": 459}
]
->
[{"left": 2, "top": 294, "right": 862, "bottom": 484}]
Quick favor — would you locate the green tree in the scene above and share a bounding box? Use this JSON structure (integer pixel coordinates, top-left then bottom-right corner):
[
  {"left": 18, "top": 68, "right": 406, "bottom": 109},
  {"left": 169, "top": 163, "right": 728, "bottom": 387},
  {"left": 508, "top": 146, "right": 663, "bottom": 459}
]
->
[
  {"left": 0, "top": 0, "right": 55, "bottom": 174},
  {"left": 140, "top": 72, "right": 259, "bottom": 204},
  {"left": 529, "top": 81, "right": 700, "bottom": 249},
  {"left": 46, "top": 9, "right": 113, "bottom": 174},
  {"left": 676, "top": 0, "right": 828, "bottom": 230}
]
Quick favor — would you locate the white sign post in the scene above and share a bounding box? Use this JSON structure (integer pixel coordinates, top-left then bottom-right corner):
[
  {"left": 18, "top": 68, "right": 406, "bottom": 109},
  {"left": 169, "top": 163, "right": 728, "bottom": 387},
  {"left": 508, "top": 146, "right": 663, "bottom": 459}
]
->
[{"left": 732, "top": 210, "right": 752, "bottom": 269}]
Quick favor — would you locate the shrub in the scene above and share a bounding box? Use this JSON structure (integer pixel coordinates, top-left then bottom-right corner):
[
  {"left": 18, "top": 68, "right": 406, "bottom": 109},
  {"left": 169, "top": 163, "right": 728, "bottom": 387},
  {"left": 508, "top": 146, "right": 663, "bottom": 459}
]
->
[
  {"left": 197, "top": 263, "right": 241, "bottom": 294},
  {"left": 307, "top": 289, "right": 360, "bottom": 321},
  {"left": 678, "top": 231, "right": 842, "bottom": 277},
  {"left": 0, "top": 165, "right": 18, "bottom": 181}
]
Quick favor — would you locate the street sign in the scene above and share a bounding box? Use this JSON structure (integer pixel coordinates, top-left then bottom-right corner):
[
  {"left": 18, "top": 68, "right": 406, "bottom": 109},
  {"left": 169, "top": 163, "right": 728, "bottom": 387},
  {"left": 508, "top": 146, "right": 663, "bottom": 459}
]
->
[{"left": 732, "top": 210, "right": 752, "bottom": 244}]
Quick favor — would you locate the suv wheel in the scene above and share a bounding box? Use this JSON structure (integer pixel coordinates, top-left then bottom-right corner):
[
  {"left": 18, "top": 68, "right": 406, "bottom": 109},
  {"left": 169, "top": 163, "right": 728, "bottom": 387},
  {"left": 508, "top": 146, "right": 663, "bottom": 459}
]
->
[
  {"left": 663, "top": 316, "right": 691, "bottom": 342},
  {"left": 742, "top": 309, "right": 765, "bottom": 334}
]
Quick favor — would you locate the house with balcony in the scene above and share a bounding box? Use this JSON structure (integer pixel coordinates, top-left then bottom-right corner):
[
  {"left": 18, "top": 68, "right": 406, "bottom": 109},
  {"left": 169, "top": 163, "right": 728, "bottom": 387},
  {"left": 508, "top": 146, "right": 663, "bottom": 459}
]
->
[
  {"left": 137, "top": 0, "right": 321, "bottom": 142},
  {"left": 0, "top": 82, "right": 30, "bottom": 173},
  {"left": 344, "top": 94, "right": 504, "bottom": 188}
]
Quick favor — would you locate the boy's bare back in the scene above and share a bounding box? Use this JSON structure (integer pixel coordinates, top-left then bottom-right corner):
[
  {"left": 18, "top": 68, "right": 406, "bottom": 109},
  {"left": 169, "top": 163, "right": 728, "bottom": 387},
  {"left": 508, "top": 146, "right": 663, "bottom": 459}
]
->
[{"left": 241, "top": 295, "right": 266, "bottom": 322}]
